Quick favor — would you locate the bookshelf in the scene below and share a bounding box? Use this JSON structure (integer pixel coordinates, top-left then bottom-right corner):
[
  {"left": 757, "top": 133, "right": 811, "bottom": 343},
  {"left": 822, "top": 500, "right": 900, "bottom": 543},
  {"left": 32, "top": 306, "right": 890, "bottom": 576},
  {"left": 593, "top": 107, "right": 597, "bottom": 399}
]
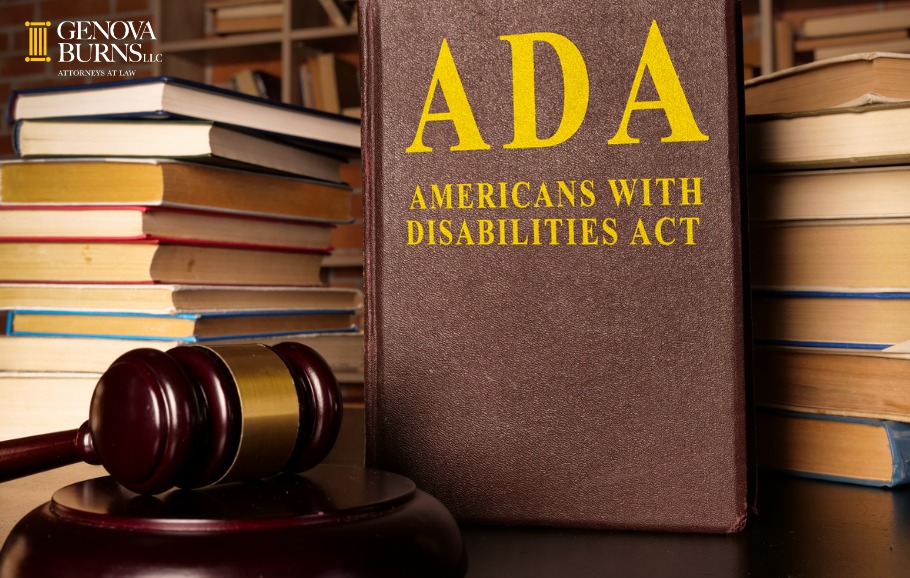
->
[{"left": 151, "top": 0, "right": 359, "bottom": 105}]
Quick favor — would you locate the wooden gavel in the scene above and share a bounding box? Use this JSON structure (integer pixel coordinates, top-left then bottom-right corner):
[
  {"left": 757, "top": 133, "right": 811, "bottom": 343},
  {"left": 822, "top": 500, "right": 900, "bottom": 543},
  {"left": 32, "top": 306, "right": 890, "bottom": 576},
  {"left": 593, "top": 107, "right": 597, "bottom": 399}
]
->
[{"left": 0, "top": 342, "right": 342, "bottom": 494}]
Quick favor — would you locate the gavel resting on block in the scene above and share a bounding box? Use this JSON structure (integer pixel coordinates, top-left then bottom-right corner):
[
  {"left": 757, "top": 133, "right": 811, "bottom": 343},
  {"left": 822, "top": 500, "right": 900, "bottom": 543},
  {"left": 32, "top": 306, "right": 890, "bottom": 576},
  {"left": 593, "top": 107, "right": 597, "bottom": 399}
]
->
[{"left": 0, "top": 342, "right": 342, "bottom": 494}]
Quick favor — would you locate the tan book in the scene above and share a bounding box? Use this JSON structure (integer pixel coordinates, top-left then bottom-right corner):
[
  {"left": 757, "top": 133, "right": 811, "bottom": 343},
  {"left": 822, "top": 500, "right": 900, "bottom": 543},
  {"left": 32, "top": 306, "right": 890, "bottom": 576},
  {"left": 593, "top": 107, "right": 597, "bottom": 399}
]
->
[
  {"left": 751, "top": 292, "right": 910, "bottom": 348},
  {"left": 757, "top": 410, "right": 910, "bottom": 487},
  {"left": 0, "top": 372, "right": 99, "bottom": 440},
  {"left": 360, "top": 0, "right": 749, "bottom": 531},
  {"left": 803, "top": 8, "right": 910, "bottom": 39},
  {"left": 749, "top": 219, "right": 910, "bottom": 290},
  {"left": 0, "top": 206, "right": 334, "bottom": 250},
  {"left": 0, "top": 332, "right": 364, "bottom": 377},
  {"left": 746, "top": 102, "right": 910, "bottom": 170},
  {"left": 0, "top": 159, "right": 352, "bottom": 223},
  {"left": 793, "top": 30, "right": 908, "bottom": 52},
  {"left": 748, "top": 166, "right": 910, "bottom": 222},
  {"left": 815, "top": 38, "right": 910, "bottom": 61},
  {"left": 744, "top": 52, "right": 910, "bottom": 116},
  {"left": 754, "top": 346, "right": 910, "bottom": 423},
  {"left": 0, "top": 241, "right": 325, "bottom": 286},
  {"left": 0, "top": 284, "right": 361, "bottom": 314}
]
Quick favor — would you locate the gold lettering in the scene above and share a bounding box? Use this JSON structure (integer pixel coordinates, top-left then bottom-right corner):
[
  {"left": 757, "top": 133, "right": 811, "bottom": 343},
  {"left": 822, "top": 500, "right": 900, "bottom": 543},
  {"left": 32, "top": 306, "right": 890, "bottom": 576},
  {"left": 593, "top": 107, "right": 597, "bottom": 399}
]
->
[
  {"left": 407, "top": 38, "right": 491, "bottom": 153},
  {"left": 608, "top": 21, "right": 709, "bottom": 145}
]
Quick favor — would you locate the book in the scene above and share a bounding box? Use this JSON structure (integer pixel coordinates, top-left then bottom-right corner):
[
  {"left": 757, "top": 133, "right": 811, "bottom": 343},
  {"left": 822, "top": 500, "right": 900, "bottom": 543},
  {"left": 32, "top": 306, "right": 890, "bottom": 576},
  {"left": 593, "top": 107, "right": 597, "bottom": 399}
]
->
[
  {"left": 803, "top": 8, "right": 910, "bottom": 39},
  {"left": 0, "top": 332, "right": 364, "bottom": 378},
  {"left": 756, "top": 410, "right": 910, "bottom": 488},
  {"left": 0, "top": 372, "right": 99, "bottom": 440},
  {"left": 232, "top": 69, "right": 282, "bottom": 101},
  {"left": 5, "top": 309, "right": 357, "bottom": 342},
  {"left": 746, "top": 102, "right": 910, "bottom": 170},
  {"left": 0, "top": 240, "right": 325, "bottom": 286},
  {"left": 744, "top": 52, "right": 910, "bottom": 116},
  {"left": 0, "top": 159, "right": 353, "bottom": 223},
  {"left": 747, "top": 165, "right": 910, "bottom": 222},
  {"left": 754, "top": 345, "right": 910, "bottom": 423},
  {"left": 814, "top": 39, "right": 910, "bottom": 62},
  {"left": 0, "top": 206, "right": 335, "bottom": 250},
  {"left": 752, "top": 291, "right": 910, "bottom": 348},
  {"left": 7, "top": 76, "right": 360, "bottom": 152},
  {"left": 0, "top": 284, "right": 362, "bottom": 313},
  {"left": 312, "top": 53, "right": 360, "bottom": 115},
  {"left": 793, "top": 30, "right": 908, "bottom": 53},
  {"left": 13, "top": 119, "right": 344, "bottom": 183},
  {"left": 749, "top": 219, "right": 910, "bottom": 290},
  {"left": 212, "top": 0, "right": 283, "bottom": 32},
  {"left": 360, "top": 0, "right": 749, "bottom": 531}
]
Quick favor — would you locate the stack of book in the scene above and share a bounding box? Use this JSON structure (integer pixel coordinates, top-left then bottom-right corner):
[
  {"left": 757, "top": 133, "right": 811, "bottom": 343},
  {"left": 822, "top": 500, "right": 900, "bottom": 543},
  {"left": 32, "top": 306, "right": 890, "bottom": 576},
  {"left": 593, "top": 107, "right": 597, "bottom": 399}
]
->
[
  {"left": 0, "top": 76, "right": 364, "bottom": 440},
  {"left": 745, "top": 52, "right": 910, "bottom": 487}
]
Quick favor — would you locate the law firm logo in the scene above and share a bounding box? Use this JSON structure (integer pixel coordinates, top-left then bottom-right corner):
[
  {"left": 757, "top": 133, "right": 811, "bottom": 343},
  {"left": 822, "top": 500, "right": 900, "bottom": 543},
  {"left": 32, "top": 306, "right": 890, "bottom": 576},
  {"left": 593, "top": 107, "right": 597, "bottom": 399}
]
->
[{"left": 25, "top": 21, "right": 52, "bottom": 63}]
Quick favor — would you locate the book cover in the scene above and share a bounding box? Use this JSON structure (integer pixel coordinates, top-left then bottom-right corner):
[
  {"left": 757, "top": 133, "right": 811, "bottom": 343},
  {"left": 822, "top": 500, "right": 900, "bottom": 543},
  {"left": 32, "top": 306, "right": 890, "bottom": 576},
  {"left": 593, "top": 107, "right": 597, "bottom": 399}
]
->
[{"left": 361, "top": 0, "right": 749, "bottom": 531}]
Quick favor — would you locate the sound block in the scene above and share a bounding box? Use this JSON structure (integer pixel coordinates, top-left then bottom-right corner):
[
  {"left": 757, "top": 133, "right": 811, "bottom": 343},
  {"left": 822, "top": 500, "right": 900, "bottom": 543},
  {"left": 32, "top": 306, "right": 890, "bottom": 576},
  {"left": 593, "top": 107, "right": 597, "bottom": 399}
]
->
[{"left": 0, "top": 465, "right": 467, "bottom": 577}]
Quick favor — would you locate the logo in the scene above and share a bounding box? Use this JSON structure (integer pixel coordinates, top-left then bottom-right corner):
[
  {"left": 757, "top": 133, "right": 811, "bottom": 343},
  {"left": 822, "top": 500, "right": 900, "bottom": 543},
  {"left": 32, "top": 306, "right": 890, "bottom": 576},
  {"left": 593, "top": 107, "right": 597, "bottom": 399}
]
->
[{"left": 24, "top": 21, "right": 52, "bottom": 63}]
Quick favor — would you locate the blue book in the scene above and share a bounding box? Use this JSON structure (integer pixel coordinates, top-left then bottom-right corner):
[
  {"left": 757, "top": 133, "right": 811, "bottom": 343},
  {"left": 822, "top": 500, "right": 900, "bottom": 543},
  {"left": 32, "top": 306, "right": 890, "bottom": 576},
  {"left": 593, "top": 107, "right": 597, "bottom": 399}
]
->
[
  {"left": 7, "top": 76, "right": 359, "bottom": 154},
  {"left": 752, "top": 290, "right": 910, "bottom": 350},
  {"left": 757, "top": 409, "right": 910, "bottom": 487},
  {"left": 6, "top": 308, "right": 358, "bottom": 342}
]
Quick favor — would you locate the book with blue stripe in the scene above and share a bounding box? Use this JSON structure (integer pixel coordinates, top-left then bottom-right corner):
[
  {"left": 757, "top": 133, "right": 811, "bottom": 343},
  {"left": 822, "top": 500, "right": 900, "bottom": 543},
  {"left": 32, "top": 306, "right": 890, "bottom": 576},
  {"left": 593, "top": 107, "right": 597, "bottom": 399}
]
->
[
  {"left": 752, "top": 290, "right": 910, "bottom": 350},
  {"left": 5, "top": 308, "right": 358, "bottom": 342},
  {"left": 757, "top": 409, "right": 910, "bottom": 487}
]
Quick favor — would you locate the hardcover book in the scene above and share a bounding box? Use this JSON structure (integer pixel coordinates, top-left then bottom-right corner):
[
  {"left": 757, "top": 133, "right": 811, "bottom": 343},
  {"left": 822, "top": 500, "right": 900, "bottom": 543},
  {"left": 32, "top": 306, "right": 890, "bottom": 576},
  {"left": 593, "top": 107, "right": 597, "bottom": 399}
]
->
[
  {"left": 754, "top": 345, "right": 910, "bottom": 423},
  {"left": 13, "top": 119, "right": 344, "bottom": 183},
  {"left": 751, "top": 291, "right": 910, "bottom": 349},
  {"left": 360, "top": 0, "right": 749, "bottom": 531},
  {"left": 757, "top": 410, "right": 910, "bottom": 488},
  {"left": 5, "top": 308, "right": 357, "bottom": 342},
  {"left": 0, "top": 159, "right": 353, "bottom": 223},
  {"left": 0, "top": 206, "right": 335, "bottom": 250},
  {"left": 7, "top": 76, "right": 359, "bottom": 153}
]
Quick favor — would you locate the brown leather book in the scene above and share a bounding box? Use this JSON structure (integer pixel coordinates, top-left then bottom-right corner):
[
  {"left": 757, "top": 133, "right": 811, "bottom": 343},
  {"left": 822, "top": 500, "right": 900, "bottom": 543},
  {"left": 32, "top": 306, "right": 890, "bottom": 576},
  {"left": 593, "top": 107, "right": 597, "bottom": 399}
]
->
[{"left": 360, "top": 0, "right": 750, "bottom": 532}]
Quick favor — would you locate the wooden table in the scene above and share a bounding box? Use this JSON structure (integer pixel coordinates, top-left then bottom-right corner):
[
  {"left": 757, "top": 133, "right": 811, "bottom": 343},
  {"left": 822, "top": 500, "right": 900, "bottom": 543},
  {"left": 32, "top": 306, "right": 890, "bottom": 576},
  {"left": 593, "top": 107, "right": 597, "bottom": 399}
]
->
[{"left": 2, "top": 467, "right": 907, "bottom": 577}]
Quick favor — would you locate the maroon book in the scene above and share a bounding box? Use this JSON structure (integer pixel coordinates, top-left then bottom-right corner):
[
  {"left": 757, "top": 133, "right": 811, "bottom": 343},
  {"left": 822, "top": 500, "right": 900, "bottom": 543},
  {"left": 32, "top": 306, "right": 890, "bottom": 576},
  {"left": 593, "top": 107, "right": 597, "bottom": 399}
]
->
[{"left": 360, "top": 0, "right": 749, "bottom": 532}]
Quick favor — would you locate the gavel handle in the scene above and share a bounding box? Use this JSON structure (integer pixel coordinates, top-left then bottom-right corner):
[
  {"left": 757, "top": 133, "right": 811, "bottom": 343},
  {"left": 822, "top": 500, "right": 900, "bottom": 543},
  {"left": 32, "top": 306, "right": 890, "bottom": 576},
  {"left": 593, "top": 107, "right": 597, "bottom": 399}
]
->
[{"left": 0, "top": 430, "right": 83, "bottom": 483}]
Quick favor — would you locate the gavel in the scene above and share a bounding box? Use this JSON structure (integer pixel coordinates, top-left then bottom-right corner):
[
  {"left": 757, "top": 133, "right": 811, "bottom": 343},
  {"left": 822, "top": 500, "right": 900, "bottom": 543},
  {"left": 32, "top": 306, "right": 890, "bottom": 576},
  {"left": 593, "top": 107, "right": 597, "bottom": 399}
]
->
[{"left": 0, "top": 342, "right": 342, "bottom": 494}]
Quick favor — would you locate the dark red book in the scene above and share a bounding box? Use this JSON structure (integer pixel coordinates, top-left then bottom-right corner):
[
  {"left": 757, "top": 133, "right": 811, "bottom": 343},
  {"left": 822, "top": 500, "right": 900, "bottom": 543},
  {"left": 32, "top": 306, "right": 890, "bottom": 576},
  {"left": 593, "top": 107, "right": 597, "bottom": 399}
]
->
[{"left": 361, "top": 0, "right": 749, "bottom": 531}]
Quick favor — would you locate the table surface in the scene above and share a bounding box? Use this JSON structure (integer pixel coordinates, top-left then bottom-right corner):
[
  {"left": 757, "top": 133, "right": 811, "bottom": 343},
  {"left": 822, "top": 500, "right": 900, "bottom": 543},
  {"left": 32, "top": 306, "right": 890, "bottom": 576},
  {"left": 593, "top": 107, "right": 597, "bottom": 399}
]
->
[{"left": 1, "top": 464, "right": 907, "bottom": 577}]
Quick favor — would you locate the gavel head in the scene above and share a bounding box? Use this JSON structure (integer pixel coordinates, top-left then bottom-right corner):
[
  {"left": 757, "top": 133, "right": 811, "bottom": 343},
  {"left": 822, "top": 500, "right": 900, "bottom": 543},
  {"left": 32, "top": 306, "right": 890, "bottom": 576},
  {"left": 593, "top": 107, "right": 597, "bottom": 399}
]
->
[{"left": 73, "top": 342, "right": 342, "bottom": 495}]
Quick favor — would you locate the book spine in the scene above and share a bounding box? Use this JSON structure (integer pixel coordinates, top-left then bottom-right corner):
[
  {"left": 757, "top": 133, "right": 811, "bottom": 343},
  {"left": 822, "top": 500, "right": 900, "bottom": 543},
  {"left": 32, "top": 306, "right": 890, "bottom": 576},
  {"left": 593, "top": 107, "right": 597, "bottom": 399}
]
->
[
  {"left": 885, "top": 421, "right": 910, "bottom": 486},
  {"left": 359, "top": 0, "right": 381, "bottom": 469}
]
